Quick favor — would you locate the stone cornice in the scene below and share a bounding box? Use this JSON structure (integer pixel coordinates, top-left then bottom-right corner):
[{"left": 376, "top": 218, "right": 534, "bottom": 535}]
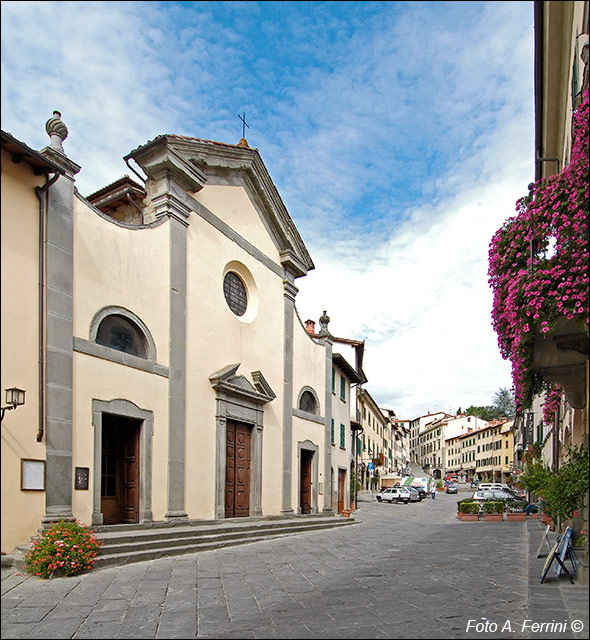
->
[
  {"left": 209, "top": 364, "right": 275, "bottom": 405},
  {"left": 162, "top": 136, "right": 314, "bottom": 277},
  {"left": 125, "top": 136, "right": 207, "bottom": 193},
  {"left": 40, "top": 146, "right": 81, "bottom": 177}
]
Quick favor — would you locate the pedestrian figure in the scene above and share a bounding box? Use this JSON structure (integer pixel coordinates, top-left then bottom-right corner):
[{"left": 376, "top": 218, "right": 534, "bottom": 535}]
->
[{"left": 431, "top": 485, "right": 436, "bottom": 500}]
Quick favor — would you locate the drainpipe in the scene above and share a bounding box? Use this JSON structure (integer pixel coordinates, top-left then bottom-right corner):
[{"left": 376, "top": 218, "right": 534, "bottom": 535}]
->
[
  {"left": 124, "top": 157, "right": 147, "bottom": 185},
  {"left": 35, "top": 171, "right": 61, "bottom": 442}
]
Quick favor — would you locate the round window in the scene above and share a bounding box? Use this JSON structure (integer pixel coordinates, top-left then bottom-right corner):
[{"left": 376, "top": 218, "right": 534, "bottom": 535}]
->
[{"left": 223, "top": 271, "right": 248, "bottom": 316}]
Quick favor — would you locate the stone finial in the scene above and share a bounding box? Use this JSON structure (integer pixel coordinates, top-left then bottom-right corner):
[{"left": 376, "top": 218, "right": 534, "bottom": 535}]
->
[
  {"left": 45, "top": 110, "right": 68, "bottom": 153},
  {"left": 319, "top": 310, "right": 331, "bottom": 336}
]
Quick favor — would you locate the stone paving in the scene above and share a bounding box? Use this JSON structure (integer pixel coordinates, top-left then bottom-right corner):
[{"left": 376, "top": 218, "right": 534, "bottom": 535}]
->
[{"left": 1, "top": 492, "right": 588, "bottom": 639}]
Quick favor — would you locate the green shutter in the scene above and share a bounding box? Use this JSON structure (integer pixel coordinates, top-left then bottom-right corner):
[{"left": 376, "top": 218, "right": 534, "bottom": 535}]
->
[
  {"left": 331, "top": 419, "right": 334, "bottom": 445},
  {"left": 332, "top": 367, "right": 335, "bottom": 393},
  {"left": 340, "top": 375, "right": 345, "bottom": 400},
  {"left": 340, "top": 424, "right": 345, "bottom": 448}
]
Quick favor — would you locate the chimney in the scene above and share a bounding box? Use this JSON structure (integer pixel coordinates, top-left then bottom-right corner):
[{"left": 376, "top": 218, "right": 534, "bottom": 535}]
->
[{"left": 305, "top": 319, "right": 315, "bottom": 335}]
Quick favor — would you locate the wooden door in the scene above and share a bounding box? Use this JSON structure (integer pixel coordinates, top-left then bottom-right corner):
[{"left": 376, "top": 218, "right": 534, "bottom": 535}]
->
[
  {"left": 337, "top": 469, "right": 346, "bottom": 513},
  {"left": 225, "top": 421, "right": 251, "bottom": 518},
  {"left": 121, "top": 423, "right": 139, "bottom": 523},
  {"left": 101, "top": 415, "right": 140, "bottom": 525},
  {"left": 300, "top": 450, "right": 312, "bottom": 514}
]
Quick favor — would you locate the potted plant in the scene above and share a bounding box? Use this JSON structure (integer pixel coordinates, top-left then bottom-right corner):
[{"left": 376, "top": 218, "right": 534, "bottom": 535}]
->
[
  {"left": 483, "top": 501, "right": 504, "bottom": 522},
  {"left": 457, "top": 498, "right": 475, "bottom": 519},
  {"left": 572, "top": 530, "right": 587, "bottom": 555},
  {"left": 505, "top": 500, "right": 527, "bottom": 521},
  {"left": 24, "top": 519, "right": 102, "bottom": 579},
  {"left": 459, "top": 501, "right": 480, "bottom": 522}
]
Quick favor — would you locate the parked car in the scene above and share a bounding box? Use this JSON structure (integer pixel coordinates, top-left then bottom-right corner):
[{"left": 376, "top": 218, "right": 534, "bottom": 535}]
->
[
  {"left": 471, "top": 490, "right": 515, "bottom": 502},
  {"left": 410, "top": 486, "right": 427, "bottom": 500},
  {"left": 501, "top": 485, "right": 526, "bottom": 500},
  {"left": 477, "top": 483, "right": 504, "bottom": 491},
  {"left": 446, "top": 483, "right": 458, "bottom": 494},
  {"left": 376, "top": 487, "right": 411, "bottom": 504},
  {"left": 405, "top": 486, "right": 422, "bottom": 502}
]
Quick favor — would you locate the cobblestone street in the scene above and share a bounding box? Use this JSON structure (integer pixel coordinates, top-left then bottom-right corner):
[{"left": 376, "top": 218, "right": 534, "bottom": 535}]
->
[{"left": 2, "top": 493, "right": 588, "bottom": 639}]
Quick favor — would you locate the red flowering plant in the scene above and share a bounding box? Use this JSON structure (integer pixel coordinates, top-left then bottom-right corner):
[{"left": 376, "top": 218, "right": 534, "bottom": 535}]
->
[
  {"left": 24, "top": 519, "right": 102, "bottom": 579},
  {"left": 488, "top": 85, "right": 589, "bottom": 411}
]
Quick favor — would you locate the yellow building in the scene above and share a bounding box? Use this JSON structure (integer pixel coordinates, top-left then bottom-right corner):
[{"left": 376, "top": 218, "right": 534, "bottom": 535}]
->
[{"left": 357, "top": 388, "right": 388, "bottom": 490}]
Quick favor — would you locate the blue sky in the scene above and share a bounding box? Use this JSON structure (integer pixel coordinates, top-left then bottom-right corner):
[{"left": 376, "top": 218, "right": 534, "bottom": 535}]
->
[{"left": 1, "top": 1, "right": 535, "bottom": 418}]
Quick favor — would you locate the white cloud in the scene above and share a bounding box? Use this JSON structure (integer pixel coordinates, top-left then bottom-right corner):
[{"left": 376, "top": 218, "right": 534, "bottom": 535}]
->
[{"left": 1, "top": 0, "right": 534, "bottom": 419}]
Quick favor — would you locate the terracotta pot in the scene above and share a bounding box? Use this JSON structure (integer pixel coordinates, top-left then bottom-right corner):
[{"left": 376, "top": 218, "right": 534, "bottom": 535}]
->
[
  {"left": 461, "top": 514, "right": 479, "bottom": 522},
  {"left": 341, "top": 509, "right": 351, "bottom": 518},
  {"left": 484, "top": 513, "right": 503, "bottom": 522},
  {"left": 506, "top": 512, "right": 526, "bottom": 522},
  {"left": 457, "top": 512, "right": 463, "bottom": 520}
]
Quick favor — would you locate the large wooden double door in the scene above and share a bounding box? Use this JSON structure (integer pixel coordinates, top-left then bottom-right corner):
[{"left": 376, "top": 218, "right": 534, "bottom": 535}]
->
[
  {"left": 101, "top": 414, "right": 140, "bottom": 525},
  {"left": 225, "top": 421, "right": 251, "bottom": 518}
]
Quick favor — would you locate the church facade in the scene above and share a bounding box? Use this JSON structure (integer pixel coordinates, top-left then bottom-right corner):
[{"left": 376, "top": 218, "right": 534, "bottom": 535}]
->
[{"left": 1, "top": 114, "right": 360, "bottom": 553}]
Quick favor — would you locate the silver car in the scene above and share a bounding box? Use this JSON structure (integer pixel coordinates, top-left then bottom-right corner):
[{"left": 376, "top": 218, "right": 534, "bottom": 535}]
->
[
  {"left": 376, "top": 487, "right": 411, "bottom": 504},
  {"left": 471, "top": 490, "right": 514, "bottom": 502},
  {"left": 405, "top": 486, "right": 422, "bottom": 502}
]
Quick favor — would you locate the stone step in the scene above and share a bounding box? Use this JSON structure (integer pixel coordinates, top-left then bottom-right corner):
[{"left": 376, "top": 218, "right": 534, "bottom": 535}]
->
[
  {"left": 3, "top": 515, "right": 356, "bottom": 572},
  {"left": 95, "top": 515, "right": 355, "bottom": 568},
  {"left": 96, "top": 519, "right": 347, "bottom": 547}
]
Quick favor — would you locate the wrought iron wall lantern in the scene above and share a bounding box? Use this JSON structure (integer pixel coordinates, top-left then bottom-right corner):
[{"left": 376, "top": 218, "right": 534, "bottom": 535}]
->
[{"left": 1, "top": 387, "right": 26, "bottom": 422}]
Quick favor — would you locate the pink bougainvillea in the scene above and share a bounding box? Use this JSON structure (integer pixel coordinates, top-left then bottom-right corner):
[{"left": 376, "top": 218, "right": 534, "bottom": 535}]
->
[
  {"left": 542, "top": 383, "right": 562, "bottom": 426},
  {"left": 488, "top": 85, "right": 589, "bottom": 412}
]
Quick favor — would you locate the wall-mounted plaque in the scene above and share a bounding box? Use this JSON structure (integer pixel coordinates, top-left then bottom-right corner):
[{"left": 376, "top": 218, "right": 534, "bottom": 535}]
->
[
  {"left": 75, "top": 467, "right": 89, "bottom": 490},
  {"left": 21, "top": 459, "right": 45, "bottom": 491}
]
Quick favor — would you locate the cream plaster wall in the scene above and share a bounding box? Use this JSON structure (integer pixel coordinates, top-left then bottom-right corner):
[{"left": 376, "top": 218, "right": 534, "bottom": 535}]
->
[
  {"left": 1, "top": 153, "right": 47, "bottom": 552},
  {"left": 73, "top": 199, "right": 170, "bottom": 363},
  {"left": 331, "top": 367, "right": 352, "bottom": 509},
  {"left": 69, "top": 198, "right": 171, "bottom": 525},
  {"left": 292, "top": 415, "right": 326, "bottom": 512},
  {"left": 193, "top": 185, "right": 281, "bottom": 264},
  {"left": 292, "top": 319, "right": 327, "bottom": 511},
  {"left": 184, "top": 190, "right": 286, "bottom": 519}
]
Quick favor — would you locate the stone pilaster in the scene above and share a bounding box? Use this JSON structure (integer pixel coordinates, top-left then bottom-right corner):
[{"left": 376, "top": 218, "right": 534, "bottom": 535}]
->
[
  {"left": 165, "top": 214, "right": 189, "bottom": 520},
  {"left": 39, "top": 112, "right": 81, "bottom": 525},
  {"left": 318, "top": 311, "right": 334, "bottom": 514},
  {"left": 281, "top": 275, "right": 298, "bottom": 515}
]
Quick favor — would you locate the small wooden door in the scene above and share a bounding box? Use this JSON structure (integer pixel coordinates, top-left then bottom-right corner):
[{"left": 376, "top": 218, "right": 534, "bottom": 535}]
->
[
  {"left": 101, "top": 415, "right": 140, "bottom": 525},
  {"left": 225, "top": 421, "right": 251, "bottom": 518},
  {"left": 337, "top": 469, "right": 346, "bottom": 513},
  {"left": 300, "top": 450, "right": 313, "bottom": 514}
]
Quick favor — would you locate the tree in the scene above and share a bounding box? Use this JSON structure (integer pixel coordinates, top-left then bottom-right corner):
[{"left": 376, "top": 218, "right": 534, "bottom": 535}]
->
[
  {"left": 492, "top": 387, "right": 515, "bottom": 418},
  {"left": 463, "top": 388, "right": 515, "bottom": 421}
]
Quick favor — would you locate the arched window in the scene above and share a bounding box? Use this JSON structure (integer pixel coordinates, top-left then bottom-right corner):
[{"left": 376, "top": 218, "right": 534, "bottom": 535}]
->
[
  {"left": 96, "top": 314, "right": 147, "bottom": 358},
  {"left": 299, "top": 390, "right": 317, "bottom": 414}
]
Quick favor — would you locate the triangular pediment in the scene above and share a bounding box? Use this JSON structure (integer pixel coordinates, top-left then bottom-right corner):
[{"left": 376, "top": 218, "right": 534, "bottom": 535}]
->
[
  {"left": 158, "top": 136, "right": 314, "bottom": 278},
  {"left": 209, "top": 364, "right": 275, "bottom": 405}
]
